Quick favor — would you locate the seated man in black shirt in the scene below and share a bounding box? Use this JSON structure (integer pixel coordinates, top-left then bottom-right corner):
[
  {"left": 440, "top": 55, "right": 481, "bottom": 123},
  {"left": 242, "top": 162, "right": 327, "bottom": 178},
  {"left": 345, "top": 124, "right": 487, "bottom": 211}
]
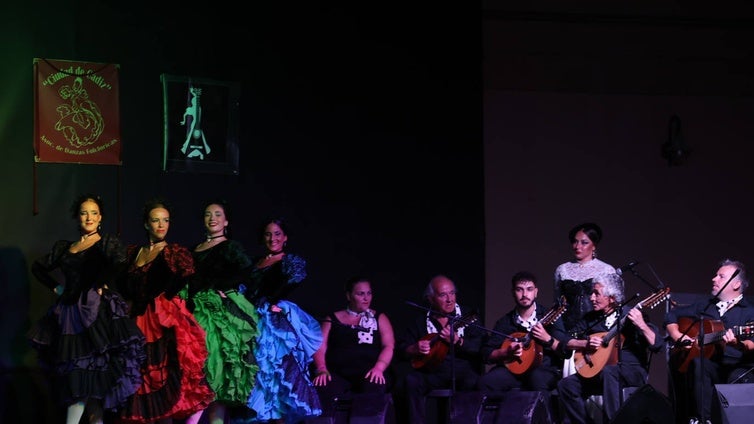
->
[{"left": 395, "top": 274, "right": 485, "bottom": 424}]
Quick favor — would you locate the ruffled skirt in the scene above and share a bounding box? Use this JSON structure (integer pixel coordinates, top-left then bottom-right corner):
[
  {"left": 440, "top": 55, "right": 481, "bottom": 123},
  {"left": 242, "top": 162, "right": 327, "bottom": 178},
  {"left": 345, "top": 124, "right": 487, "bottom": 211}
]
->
[
  {"left": 117, "top": 294, "right": 215, "bottom": 423},
  {"left": 27, "top": 288, "right": 146, "bottom": 410},
  {"left": 191, "top": 289, "right": 259, "bottom": 406},
  {"left": 241, "top": 300, "right": 323, "bottom": 423}
]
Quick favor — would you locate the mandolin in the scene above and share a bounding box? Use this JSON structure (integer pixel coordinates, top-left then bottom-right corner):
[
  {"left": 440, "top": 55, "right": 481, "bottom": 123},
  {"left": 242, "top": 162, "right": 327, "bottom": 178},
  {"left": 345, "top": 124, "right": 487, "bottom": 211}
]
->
[
  {"left": 411, "top": 311, "right": 479, "bottom": 370},
  {"left": 670, "top": 317, "right": 754, "bottom": 373},
  {"left": 573, "top": 287, "right": 670, "bottom": 378},
  {"left": 501, "top": 297, "right": 567, "bottom": 375}
]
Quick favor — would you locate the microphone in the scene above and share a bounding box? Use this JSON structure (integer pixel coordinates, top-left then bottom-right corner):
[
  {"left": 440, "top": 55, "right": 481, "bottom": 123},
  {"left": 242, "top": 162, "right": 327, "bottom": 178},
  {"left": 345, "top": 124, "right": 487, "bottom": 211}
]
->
[{"left": 616, "top": 260, "right": 639, "bottom": 276}]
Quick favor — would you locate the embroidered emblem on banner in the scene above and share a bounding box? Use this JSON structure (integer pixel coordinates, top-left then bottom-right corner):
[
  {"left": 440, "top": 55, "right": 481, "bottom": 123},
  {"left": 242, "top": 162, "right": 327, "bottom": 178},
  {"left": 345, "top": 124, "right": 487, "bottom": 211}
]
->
[{"left": 33, "top": 58, "right": 121, "bottom": 165}]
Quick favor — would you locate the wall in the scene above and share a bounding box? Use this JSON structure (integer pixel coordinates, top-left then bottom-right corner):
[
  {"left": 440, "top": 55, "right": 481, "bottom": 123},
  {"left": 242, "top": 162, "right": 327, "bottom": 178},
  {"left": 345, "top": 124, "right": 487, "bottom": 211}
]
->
[{"left": 484, "top": 11, "right": 754, "bottom": 398}]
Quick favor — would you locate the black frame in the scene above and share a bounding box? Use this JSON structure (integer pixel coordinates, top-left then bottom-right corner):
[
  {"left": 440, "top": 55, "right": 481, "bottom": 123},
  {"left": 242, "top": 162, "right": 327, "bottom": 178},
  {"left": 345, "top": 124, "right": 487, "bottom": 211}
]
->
[{"left": 161, "top": 74, "right": 240, "bottom": 174}]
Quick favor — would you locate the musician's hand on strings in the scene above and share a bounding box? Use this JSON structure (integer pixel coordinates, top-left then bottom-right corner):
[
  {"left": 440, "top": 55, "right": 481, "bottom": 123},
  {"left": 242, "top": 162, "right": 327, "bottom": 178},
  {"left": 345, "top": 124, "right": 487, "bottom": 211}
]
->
[
  {"left": 531, "top": 323, "right": 548, "bottom": 342},
  {"left": 626, "top": 308, "right": 648, "bottom": 331},
  {"left": 723, "top": 328, "right": 738, "bottom": 345},
  {"left": 417, "top": 339, "right": 431, "bottom": 355},
  {"left": 439, "top": 325, "right": 459, "bottom": 344},
  {"left": 585, "top": 335, "right": 602, "bottom": 351},
  {"left": 507, "top": 341, "right": 523, "bottom": 357},
  {"left": 674, "top": 334, "right": 694, "bottom": 350}
]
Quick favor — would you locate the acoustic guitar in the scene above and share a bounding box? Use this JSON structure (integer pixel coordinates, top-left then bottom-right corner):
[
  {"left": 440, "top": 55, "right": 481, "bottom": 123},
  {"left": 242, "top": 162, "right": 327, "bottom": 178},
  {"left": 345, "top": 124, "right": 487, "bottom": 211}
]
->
[
  {"left": 411, "top": 311, "right": 479, "bottom": 370},
  {"left": 670, "top": 316, "right": 754, "bottom": 373},
  {"left": 573, "top": 287, "right": 671, "bottom": 378},
  {"left": 501, "top": 298, "right": 567, "bottom": 375}
]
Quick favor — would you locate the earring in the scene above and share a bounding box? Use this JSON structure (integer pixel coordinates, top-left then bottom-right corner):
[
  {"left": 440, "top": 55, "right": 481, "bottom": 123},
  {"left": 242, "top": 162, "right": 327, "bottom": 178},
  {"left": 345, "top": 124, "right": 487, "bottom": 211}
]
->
[{"left": 592, "top": 250, "right": 596, "bottom": 259}]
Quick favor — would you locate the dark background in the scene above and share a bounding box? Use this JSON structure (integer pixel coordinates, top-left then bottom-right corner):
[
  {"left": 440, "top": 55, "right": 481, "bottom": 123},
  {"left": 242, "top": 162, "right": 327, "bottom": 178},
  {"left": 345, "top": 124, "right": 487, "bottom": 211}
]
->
[
  {"left": 1, "top": 2, "right": 481, "bottom": 421},
  {"left": 483, "top": 1, "right": 754, "bottom": 407},
  {"left": 3, "top": 1, "right": 754, "bottom": 422}
]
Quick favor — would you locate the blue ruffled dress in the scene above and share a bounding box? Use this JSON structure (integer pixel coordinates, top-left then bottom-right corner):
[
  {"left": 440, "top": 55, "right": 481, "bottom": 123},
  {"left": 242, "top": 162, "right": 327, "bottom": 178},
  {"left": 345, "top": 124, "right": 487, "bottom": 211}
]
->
[{"left": 237, "top": 253, "right": 322, "bottom": 423}]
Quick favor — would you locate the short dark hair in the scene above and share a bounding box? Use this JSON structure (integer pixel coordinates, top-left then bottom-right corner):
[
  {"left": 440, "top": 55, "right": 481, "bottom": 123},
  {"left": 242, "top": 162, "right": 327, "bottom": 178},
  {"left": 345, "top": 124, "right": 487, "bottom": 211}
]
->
[
  {"left": 568, "top": 222, "right": 603, "bottom": 245},
  {"left": 511, "top": 271, "right": 538, "bottom": 288}
]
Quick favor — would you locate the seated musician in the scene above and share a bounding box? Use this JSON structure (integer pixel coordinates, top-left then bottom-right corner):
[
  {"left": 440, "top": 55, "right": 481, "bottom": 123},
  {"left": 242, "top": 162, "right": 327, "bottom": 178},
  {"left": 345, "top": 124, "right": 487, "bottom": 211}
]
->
[
  {"left": 394, "top": 274, "right": 485, "bottom": 424},
  {"left": 557, "top": 272, "right": 664, "bottom": 423},
  {"left": 477, "top": 271, "right": 569, "bottom": 396},
  {"left": 665, "top": 259, "right": 754, "bottom": 424}
]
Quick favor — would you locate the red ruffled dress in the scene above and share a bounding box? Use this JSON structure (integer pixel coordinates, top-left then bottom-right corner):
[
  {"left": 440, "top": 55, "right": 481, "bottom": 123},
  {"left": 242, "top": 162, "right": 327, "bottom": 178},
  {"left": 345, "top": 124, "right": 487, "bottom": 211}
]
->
[{"left": 116, "top": 243, "right": 215, "bottom": 423}]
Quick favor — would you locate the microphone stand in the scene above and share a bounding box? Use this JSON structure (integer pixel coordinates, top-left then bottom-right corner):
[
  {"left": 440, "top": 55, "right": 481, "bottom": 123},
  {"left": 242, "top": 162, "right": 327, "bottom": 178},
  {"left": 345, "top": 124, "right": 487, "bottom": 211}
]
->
[
  {"left": 673, "top": 269, "right": 740, "bottom": 423},
  {"left": 405, "top": 300, "right": 506, "bottom": 422},
  {"left": 730, "top": 366, "right": 754, "bottom": 384},
  {"left": 623, "top": 261, "right": 683, "bottom": 414},
  {"left": 625, "top": 264, "right": 664, "bottom": 292},
  {"left": 615, "top": 298, "right": 626, "bottom": 408}
]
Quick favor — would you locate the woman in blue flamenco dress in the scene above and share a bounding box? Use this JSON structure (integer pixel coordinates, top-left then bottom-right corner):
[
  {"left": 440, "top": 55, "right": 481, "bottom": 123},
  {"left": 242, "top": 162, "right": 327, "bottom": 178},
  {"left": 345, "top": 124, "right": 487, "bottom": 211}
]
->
[
  {"left": 239, "top": 217, "right": 322, "bottom": 424},
  {"left": 27, "top": 194, "right": 146, "bottom": 424}
]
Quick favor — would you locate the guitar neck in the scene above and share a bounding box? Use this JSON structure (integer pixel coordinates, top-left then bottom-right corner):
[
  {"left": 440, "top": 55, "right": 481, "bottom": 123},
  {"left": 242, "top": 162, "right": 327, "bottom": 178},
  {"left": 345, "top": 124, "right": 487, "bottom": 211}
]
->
[
  {"left": 540, "top": 305, "right": 566, "bottom": 327},
  {"left": 701, "top": 325, "right": 753, "bottom": 345},
  {"left": 601, "top": 289, "right": 670, "bottom": 344}
]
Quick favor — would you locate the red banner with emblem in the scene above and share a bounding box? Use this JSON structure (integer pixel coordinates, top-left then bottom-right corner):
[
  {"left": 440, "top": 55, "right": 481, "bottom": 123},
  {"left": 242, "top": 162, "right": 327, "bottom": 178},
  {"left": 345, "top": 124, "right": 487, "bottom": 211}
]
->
[{"left": 33, "top": 58, "right": 121, "bottom": 164}]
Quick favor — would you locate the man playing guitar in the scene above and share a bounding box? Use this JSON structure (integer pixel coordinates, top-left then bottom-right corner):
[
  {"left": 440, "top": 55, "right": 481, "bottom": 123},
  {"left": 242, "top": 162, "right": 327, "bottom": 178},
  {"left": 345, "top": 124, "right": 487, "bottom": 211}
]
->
[
  {"left": 478, "top": 271, "right": 569, "bottom": 398},
  {"left": 396, "top": 275, "right": 485, "bottom": 424},
  {"left": 665, "top": 259, "right": 754, "bottom": 424},
  {"left": 557, "top": 272, "right": 663, "bottom": 424}
]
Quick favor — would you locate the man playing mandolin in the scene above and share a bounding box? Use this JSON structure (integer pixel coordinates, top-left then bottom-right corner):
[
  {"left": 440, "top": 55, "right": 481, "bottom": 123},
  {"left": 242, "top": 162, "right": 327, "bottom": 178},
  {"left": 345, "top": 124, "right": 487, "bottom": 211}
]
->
[
  {"left": 478, "top": 271, "right": 569, "bottom": 398},
  {"left": 665, "top": 259, "right": 754, "bottom": 424},
  {"left": 395, "top": 274, "right": 485, "bottom": 424},
  {"left": 557, "top": 272, "right": 664, "bottom": 423}
]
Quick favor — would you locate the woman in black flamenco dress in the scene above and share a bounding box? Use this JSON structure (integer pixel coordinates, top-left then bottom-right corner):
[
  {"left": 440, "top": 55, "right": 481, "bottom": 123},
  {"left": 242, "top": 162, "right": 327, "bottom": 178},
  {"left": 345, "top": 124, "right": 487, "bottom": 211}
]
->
[
  {"left": 183, "top": 199, "right": 259, "bottom": 424},
  {"left": 28, "top": 194, "right": 146, "bottom": 424}
]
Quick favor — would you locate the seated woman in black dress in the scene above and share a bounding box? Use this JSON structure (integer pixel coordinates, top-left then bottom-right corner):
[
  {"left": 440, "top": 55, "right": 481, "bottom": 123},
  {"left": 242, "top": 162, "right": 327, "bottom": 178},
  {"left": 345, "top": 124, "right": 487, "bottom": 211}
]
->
[{"left": 312, "top": 276, "right": 395, "bottom": 402}]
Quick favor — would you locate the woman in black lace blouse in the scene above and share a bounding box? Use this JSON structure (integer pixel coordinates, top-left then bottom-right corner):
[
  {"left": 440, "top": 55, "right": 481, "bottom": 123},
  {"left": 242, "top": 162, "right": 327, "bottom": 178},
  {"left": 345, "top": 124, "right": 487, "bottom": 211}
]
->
[{"left": 553, "top": 222, "right": 616, "bottom": 376}]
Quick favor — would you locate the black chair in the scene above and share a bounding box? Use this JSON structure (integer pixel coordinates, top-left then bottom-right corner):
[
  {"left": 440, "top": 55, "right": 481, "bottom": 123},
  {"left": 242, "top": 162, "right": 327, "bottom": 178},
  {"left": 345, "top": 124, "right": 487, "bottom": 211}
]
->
[
  {"left": 585, "top": 351, "right": 654, "bottom": 423},
  {"left": 306, "top": 392, "right": 396, "bottom": 424}
]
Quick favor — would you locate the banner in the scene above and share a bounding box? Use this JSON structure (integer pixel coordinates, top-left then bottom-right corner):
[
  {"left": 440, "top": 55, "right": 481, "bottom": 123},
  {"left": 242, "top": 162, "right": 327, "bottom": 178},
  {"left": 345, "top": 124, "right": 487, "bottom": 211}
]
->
[{"left": 33, "top": 58, "right": 121, "bottom": 165}]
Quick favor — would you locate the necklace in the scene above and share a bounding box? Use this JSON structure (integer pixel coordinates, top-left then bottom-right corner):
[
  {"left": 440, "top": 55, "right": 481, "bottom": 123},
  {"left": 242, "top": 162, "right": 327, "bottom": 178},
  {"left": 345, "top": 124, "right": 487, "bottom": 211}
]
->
[
  {"left": 80, "top": 231, "right": 98, "bottom": 242},
  {"left": 265, "top": 250, "right": 284, "bottom": 259},
  {"left": 206, "top": 234, "right": 225, "bottom": 242},
  {"left": 149, "top": 239, "right": 166, "bottom": 250}
]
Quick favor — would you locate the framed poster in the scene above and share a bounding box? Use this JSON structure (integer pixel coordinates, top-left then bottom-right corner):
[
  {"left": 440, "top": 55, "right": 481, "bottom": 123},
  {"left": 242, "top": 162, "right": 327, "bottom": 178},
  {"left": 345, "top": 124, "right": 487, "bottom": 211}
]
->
[{"left": 161, "top": 74, "right": 240, "bottom": 174}]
